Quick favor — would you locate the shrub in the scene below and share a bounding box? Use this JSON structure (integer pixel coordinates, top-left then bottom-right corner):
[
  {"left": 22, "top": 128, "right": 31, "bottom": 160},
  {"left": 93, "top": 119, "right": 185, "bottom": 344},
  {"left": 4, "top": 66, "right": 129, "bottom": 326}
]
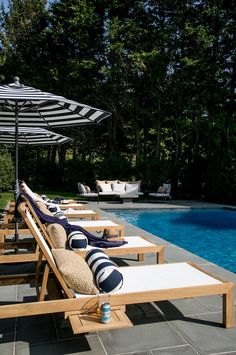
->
[{"left": 0, "top": 151, "right": 14, "bottom": 190}]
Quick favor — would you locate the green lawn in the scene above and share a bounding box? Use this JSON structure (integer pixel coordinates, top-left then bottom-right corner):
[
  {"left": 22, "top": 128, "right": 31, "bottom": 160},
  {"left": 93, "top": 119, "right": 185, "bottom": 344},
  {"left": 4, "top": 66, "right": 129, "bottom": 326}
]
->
[
  {"left": 0, "top": 190, "right": 77, "bottom": 210},
  {"left": 0, "top": 192, "right": 13, "bottom": 210}
]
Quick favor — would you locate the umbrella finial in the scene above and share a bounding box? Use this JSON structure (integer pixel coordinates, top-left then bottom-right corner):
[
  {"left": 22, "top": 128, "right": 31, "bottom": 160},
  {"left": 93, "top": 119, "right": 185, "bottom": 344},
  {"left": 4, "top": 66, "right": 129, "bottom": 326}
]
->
[{"left": 13, "top": 76, "right": 20, "bottom": 85}]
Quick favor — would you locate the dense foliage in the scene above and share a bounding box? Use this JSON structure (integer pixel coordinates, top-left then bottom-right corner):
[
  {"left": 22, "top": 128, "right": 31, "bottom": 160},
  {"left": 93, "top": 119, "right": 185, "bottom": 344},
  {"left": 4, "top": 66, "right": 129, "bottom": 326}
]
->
[
  {"left": 0, "top": 147, "right": 14, "bottom": 190},
  {"left": 0, "top": 0, "right": 235, "bottom": 202}
]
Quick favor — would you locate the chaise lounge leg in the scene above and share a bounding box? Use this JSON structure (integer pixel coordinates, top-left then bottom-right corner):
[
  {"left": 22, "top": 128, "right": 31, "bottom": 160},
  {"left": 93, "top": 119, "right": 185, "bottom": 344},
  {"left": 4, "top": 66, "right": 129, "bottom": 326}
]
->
[
  {"left": 156, "top": 246, "right": 164, "bottom": 264},
  {"left": 223, "top": 284, "right": 235, "bottom": 328},
  {"left": 138, "top": 253, "right": 144, "bottom": 261}
]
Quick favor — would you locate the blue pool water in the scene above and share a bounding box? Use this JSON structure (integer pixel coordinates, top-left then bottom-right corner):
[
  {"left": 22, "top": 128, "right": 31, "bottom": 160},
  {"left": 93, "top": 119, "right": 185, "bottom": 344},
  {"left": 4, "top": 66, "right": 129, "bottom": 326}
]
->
[{"left": 109, "top": 208, "right": 236, "bottom": 273}]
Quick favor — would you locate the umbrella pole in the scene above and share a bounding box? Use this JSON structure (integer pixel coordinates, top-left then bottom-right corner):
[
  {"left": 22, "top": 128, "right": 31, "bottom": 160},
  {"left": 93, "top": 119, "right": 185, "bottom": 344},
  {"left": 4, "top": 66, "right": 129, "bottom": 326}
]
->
[{"left": 14, "top": 100, "right": 19, "bottom": 243}]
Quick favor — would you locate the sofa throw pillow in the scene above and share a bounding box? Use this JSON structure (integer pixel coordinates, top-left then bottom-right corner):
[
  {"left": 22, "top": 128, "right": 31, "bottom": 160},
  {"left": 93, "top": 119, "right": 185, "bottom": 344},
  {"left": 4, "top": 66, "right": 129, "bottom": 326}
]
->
[
  {"left": 78, "top": 183, "right": 87, "bottom": 194},
  {"left": 85, "top": 185, "right": 91, "bottom": 193},
  {"left": 96, "top": 180, "right": 106, "bottom": 192},
  {"left": 157, "top": 186, "right": 167, "bottom": 193},
  {"left": 85, "top": 249, "right": 123, "bottom": 293},
  {"left": 52, "top": 249, "right": 99, "bottom": 295},
  {"left": 125, "top": 183, "right": 139, "bottom": 194},
  {"left": 129, "top": 180, "right": 141, "bottom": 192},
  {"left": 112, "top": 183, "right": 126, "bottom": 193},
  {"left": 99, "top": 183, "right": 113, "bottom": 192},
  {"left": 46, "top": 223, "right": 67, "bottom": 248},
  {"left": 106, "top": 180, "right": 118, "bottom": 184},
  {"left": 163, "top": 183, "right": 170, "bottom": 192}
]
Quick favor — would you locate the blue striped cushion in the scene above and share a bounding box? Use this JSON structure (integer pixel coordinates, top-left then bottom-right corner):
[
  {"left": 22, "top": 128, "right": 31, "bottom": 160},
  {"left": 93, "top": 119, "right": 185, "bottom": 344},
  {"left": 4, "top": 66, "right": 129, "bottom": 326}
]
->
[
  {"left": 48, "top": 204, "right": 61, "bottom": 214},
  {"left": 85, "top": 249, "right": 123, "bottom": 293},
  {"left": 54, "top": 211, "right": 68, "bottom": 223},
  {"left": 68, "top": 231, "right": 88, "bottom": 250}
]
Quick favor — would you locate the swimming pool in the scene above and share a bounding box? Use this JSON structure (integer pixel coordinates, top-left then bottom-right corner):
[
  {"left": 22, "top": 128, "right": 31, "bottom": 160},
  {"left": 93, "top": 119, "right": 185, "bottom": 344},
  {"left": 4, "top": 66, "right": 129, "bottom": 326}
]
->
[{"left": 109, "top": 208, "right": 236, "bottom": 273}]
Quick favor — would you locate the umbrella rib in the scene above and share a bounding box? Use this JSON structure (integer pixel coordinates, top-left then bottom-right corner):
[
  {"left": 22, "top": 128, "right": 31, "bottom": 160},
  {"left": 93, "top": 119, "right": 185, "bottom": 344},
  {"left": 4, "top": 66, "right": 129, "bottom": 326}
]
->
[{"left": 1, "top": 100, "right": 14, "bottom": 112}]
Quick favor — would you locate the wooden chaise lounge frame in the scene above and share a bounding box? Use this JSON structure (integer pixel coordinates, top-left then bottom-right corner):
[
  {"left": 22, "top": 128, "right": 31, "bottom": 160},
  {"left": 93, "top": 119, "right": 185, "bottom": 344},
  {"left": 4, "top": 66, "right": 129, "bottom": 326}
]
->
[
  {"left": 0, "top": 202, "right": 234, "bottom": 334},
  {"left": 0, "top": 196, "right": 164, "bottom": 264}
]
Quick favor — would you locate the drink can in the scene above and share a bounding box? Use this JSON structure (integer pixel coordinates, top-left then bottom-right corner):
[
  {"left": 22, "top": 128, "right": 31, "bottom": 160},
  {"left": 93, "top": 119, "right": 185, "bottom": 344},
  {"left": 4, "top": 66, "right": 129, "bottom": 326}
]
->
[{"left": 100, "top": 302, "right": 111, "bottom": 324}]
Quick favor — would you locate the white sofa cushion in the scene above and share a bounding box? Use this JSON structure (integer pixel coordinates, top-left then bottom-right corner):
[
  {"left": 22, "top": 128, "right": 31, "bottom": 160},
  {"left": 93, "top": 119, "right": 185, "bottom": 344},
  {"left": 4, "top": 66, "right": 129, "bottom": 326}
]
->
[
  {"left": 125, "top": 183, "right": 139, "bottom": 194},
  {"left": 78, "top": 182, "right": 87, "bottom": 194},
  {"left": 112, "top": 183, "right": 126, "bottom": 193},
  {"left": 99, "top": 183, "right": 113, "bottom": 192}
]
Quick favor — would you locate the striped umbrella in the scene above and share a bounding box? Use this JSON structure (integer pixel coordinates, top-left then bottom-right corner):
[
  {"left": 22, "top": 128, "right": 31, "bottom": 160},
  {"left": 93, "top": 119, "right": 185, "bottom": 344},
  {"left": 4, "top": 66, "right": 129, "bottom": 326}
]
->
[
  {"left": 0, "top": 126, "right": 72, "bottom": 239},
  {"left": 0, "top": 126, "right": 72, "bottom": 145},
  {"left": 0, "top": 76, "right": 110, "bottom": 239},
  {"left": 0, "top": 77, "right": 111, "bottom": 127},
  {"left": 0, "top": 77, "right": 111, "bottom": 192}
]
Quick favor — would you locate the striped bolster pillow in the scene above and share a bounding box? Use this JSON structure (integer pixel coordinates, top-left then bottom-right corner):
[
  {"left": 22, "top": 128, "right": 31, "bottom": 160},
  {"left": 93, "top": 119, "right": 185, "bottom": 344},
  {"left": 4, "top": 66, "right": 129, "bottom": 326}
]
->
[
  {"left": 68, "top": 231, "right": 88, "bottom": 250},
  {"left": 85, "top": 249, "right": 123, "bottom": 293}
]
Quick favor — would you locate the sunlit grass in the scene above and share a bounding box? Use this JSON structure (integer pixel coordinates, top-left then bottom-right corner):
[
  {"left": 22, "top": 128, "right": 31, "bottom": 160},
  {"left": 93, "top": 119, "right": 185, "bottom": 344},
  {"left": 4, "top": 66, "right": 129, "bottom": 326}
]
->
[
  {"left": 0, "top": 192, "right": 13, "bottom": 210},
  {"left": 0, "top": 190, "right": 77, "bottom": 210}
]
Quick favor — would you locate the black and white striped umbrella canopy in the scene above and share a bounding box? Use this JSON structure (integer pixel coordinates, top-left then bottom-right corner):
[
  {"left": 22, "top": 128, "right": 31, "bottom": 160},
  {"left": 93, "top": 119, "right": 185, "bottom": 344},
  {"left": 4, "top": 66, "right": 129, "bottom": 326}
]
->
[
  {"left": 0, "top": 76, "right": 110, "bottom": 239},
  {"left": 0, "top": 126, "right": 72, "bottom": 145},
  {"left": 0, "top": 77, "right": 111, "bottom": 127}
]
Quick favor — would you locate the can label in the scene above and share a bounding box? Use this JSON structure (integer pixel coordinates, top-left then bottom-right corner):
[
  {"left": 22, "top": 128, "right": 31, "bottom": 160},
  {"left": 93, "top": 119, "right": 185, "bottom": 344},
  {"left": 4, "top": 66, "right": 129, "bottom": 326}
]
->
[{"left": 100, "top": 302, "right": 111, "bottom": 324}]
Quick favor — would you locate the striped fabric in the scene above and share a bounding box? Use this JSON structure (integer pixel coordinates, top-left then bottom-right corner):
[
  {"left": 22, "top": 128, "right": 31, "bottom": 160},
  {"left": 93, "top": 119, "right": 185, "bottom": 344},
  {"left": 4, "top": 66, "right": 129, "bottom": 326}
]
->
[
  {"left": 0, "top": 126, "right": 72, "bottom": 145},
  {"left": 68, "top": 231, "right": 88, "bottom": 250},
  {"left": 0, "top": 79, "right": 111, "bottom": 127},
  {"left": 85, "top": 249, "right": 123, "bottom": 292}
]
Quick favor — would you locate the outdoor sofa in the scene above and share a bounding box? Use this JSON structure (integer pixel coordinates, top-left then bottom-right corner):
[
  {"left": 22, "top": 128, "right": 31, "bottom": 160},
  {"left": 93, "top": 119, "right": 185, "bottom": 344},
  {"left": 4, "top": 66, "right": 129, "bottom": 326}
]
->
[{"left": 96, "top": 180, "right": 144, "bottom": 202}]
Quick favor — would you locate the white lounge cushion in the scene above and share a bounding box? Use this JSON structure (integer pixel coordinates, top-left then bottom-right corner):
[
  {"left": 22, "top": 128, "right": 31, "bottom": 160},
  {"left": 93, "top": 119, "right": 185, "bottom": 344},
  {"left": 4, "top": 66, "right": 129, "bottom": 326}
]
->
[
  {"left": 75, "top": 262, "right": 222, "bottom": 297},
  {"left": 71, "top": 220, "right": 119, "bottom": 227}
]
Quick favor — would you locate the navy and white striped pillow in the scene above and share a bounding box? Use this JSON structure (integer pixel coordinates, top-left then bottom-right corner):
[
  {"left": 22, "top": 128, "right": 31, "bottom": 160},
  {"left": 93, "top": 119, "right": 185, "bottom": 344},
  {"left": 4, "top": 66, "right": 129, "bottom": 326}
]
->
[
  {"left": 68, "top": 231, "right": 88, "bottom": 250},
  {"left": 85, "top": 249, "right": 123, "bottom": 293},
  {"left": 54, "top": 210, "right": 68, "bottom": 222},
  {"left": 48, "top": 204, "right": 61, "bottom": 214}
]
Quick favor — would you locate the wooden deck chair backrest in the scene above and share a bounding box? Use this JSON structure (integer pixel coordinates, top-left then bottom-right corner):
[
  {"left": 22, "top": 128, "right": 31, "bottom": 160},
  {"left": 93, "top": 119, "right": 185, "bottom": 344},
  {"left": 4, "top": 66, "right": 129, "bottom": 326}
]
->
[
  {"left": 18, "top": 203, "right": 73, "bottom": 299},
  {"left": 21, "top": 195, "right": 57, "bottom": 249}
]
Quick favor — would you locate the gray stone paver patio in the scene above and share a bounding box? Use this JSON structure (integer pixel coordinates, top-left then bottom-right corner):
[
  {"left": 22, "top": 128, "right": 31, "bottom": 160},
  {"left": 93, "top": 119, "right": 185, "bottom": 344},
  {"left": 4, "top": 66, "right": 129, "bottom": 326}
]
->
[{"left": 0, "top": 199, "right": 236, "bottom": 355}]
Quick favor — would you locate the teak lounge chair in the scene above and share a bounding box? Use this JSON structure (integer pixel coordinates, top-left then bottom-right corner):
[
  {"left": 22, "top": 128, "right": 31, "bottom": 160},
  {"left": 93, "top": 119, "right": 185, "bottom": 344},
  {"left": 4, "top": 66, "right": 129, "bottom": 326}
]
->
[
  {"left": 0, "top": 202, "right": 233, "bottom": 334},
  {"left": 0, "top": 195, "right": 163, "bottom": 264}
]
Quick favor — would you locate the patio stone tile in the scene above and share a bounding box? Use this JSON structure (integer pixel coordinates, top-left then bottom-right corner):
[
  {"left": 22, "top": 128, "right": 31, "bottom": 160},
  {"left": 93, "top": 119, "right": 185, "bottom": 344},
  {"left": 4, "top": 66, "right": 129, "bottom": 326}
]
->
[
  {"left": 119, "top": 351, "right": 151, "bottom": 355},
  {"left": 99, "top": 322, "right": 187, "bottom": 354},
  {"left": 15, "top": 334, "right": 107, "bottom": 355},
  {"left": 17, "top": 283, "right": 38, "bottom": 302},
  {"left": 0, "top": 284, "right": 17, "bottom": 301},
  {"left": 152, "top": 344, "right": 199, "bottom": 355},
  {"left": 196, "top": 295, "right": 225, "bottom": 309},
  {"left": 99, "top": 304, "right": 187, "bottom": 354},
  {"left": 170, "top": 311, "right": 236, "bottom": 354},
  {"left": 0, "top": 332, "right": 15, "bottom": 355},
  {"left": 164, "top": 245, "right": 212, "bottom": 264},
  {"left": 53, "top": 316, "right": 93, "bottom": 340},
  {"left": 16, "top": 314, "right": 57, "bottom": 345},
  {"left": 153, "top": 298, "right": 217, "bottom": 319},
  {"left": 0, "top": 317, "right": 16, "bottom": 334}
]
